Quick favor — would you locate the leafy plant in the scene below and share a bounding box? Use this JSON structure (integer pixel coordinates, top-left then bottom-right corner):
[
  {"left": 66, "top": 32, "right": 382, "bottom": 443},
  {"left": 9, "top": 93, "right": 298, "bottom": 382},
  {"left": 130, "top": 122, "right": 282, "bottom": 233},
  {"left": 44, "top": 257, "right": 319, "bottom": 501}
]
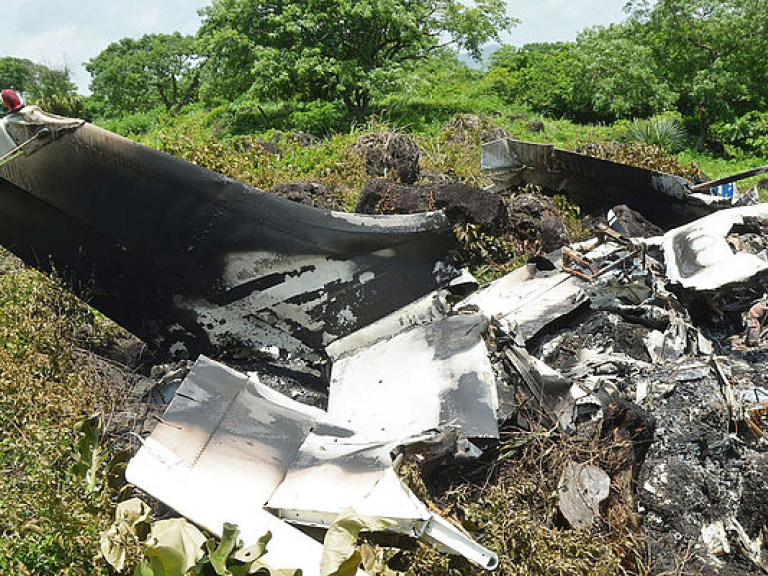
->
[
  {"left": 320, "top": 513, "right": 393, "bottom": 576},
  {"left": 101, "top": 505, "right": 300, "bottom": 576},
  {"left": 70, "top": 413, "right": 107, "bottom": 495},
  {"left": 625, "top": 115, "right": 687, "bottom": 152},
  {"left": 101, "top": 499, "right": 152, "bottom": 572},
  {"left": 718, "top": 111, "right": 768, "bottom": 156},
  {"left": 455, "top": 223, "right": 527, "bottom": 283}
]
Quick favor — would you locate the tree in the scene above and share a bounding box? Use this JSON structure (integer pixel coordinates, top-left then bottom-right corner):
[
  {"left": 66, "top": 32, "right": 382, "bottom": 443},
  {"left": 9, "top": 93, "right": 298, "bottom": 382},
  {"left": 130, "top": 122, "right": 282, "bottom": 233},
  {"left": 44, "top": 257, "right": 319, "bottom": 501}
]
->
[
  {"left": 570, "top": 24, "right": 677, "bottom": 122},
  {"left": 26, "top": 65, "right": 84, "bottom": 117},
  {"left": 486, "top": 43, "right": 577, "bottom": 119},
  {"left": 626, "top": 0, "right": 768, "bottom": 149},
  {"left": 197, "top": 0, "right": 515, "bottom": 116},
  {"left": 86, "top": 33, "right": 201, "bottom": 116},
  {"left": 0, "top": 57, "right": 83, "bottom": 117},
  {"left": 0, "top": 57, "right": 36, "bottom": 93},
  {"left": 487, "top": 25, "right": 678, "bottom": 123}
]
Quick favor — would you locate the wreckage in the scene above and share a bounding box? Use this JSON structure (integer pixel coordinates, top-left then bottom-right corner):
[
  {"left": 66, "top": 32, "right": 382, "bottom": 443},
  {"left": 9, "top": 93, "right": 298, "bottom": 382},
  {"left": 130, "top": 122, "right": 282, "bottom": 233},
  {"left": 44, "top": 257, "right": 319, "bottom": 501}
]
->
[
  {"left": 482, "top": 137, "right": 760, "bottom": 228},
  {"left": 4, "top": 102, "right": 768, "bottom": 574},
  {"left": 0, "top": 105, "right": 460, "bottom": 358}
]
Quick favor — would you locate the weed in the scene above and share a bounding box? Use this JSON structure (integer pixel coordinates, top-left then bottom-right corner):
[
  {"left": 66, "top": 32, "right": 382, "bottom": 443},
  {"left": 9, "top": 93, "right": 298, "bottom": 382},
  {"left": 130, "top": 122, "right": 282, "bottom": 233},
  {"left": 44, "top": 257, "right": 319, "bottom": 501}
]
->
[
  {"left": 454, "top": 224, "right": 527, "bottom": 283},
  {"left": 625, "top": 116, "right": 687, "bottom": 152},
  {"left": 0, "top": 250, "right": 122, "bottom": 575}
]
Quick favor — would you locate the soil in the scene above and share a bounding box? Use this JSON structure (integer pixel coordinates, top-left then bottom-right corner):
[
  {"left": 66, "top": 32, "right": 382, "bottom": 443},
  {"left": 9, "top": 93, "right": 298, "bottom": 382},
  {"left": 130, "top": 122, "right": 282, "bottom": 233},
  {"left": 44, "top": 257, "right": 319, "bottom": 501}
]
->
[
  {"left": 356, "top": 179, "right": 509, "bottom": 235},
  {"left": 351, "top": 132, "right": 420, "bottom": 184},
  {"left": 270, "top": 180, "right": 346, "bottom": 210}
]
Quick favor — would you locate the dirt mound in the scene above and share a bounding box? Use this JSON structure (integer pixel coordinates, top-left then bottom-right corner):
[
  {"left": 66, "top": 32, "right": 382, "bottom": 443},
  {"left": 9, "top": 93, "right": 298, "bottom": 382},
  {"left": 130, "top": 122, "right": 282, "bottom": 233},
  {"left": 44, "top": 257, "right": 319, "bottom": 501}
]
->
[
  {"left": 350, "top": 132, "right": 420, "bottom": 184},
  {"left": 442, "top": 114, "right": 512, "bottom": 145},
  {"left": 270, "top": 180, "right": 345, "bottom": 210},
  {"left": 507, "top": 193, "right": 570, "bottom": 252},
  {"left": 356, "top": 179, "right": 509, "bottom": 234}
]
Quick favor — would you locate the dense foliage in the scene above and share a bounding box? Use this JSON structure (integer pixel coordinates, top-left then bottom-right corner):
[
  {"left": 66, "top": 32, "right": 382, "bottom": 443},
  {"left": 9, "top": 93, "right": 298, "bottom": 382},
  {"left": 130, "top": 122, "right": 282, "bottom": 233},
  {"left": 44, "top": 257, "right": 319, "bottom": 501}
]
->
[
  {"left": 85, "top": 33, "right": 200, "bottom": 117},
  {"left": 196, "top": 0, "right": 514, "bottom": 117},
  {"left": 0, "top": 57, "right": 83, "bottom": 117},
  {"left": 627, "top": 0, "right": 768, "bottom": 148},
  {"left": 485, "top": 0, "right": 768, "bottom": 149}
]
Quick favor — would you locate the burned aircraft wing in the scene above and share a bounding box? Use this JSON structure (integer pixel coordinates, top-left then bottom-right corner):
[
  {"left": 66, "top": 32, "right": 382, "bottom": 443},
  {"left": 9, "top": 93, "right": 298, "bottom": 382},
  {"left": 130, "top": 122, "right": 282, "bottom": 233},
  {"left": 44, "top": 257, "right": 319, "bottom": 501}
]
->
[
  {"left": 0, "top": 107, "right": 460, "bottom": 356},
  {"left": 482, "top": 138, "right": 738, "bottom": 229}
]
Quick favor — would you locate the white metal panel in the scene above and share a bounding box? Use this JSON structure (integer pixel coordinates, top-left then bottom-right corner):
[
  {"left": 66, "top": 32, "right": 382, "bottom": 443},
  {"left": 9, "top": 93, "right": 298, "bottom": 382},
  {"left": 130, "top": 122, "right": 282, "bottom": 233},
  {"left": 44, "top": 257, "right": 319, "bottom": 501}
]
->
[
  {"left": 327, "top": 313, "right": 499, "bottom": 441},
  {"left": 125, "top": 356, "right": 328, "bottom": 575}
]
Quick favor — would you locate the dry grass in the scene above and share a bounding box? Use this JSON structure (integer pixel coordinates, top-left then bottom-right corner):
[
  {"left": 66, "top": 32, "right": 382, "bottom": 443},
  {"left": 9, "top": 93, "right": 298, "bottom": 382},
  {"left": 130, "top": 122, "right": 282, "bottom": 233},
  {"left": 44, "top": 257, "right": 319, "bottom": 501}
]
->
[
  {"left": 577, "top": 142, "right": 706, "bottom": 182},
  {"left": 151, "top": 129, "right": 369, "bottom": 212},
  {"left": 0, "top": 250, "right": 124, "bottom": 575},
  {"left": 391, "top": 413, "right": 650, "bottom": 576}
]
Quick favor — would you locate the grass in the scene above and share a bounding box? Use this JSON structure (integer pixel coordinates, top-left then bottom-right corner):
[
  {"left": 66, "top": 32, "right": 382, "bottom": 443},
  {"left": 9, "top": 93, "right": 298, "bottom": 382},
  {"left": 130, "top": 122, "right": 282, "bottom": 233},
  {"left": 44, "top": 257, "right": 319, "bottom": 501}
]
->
[
  {"left": 0, "top": 250, "right": 122, "bottom": 575},
  {"left": 678, "top": 148, "right": 768, "bottom": 191},
  {"left": 390, "top": 413, "right": 650, "bottom": 576}
]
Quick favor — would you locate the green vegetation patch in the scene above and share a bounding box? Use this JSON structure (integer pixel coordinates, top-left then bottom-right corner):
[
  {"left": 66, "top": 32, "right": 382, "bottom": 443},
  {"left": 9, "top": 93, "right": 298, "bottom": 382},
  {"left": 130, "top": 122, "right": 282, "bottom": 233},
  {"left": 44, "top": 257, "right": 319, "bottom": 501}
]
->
[{"left": 0, "top": 251, "right": 120, "bottom": 575}]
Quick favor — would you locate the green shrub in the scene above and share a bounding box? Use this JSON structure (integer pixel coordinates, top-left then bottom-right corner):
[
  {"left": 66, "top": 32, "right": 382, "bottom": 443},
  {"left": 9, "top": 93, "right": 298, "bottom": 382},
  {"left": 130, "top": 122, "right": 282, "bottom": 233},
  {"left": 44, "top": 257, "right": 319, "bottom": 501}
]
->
[
  {"left": 290, "top": 100, "right": 351, "bottom": 135},
  {"left": 97, "top": 109, "right": 162, "bottom": 136},
  {"left": 221, "top": 100, "right": 292, "bottom": 135},
  {"left": 624, "top": 115, "right": 687, "bottom": 152},
  {"left": 717, "top": 111, "right": 768, "bottom": 156}
]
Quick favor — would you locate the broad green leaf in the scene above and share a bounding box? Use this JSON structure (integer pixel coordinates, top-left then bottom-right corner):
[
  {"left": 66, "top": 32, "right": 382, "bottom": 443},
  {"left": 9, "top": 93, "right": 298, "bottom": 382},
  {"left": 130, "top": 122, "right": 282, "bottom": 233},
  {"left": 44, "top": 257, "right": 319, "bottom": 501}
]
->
[
  {"left": 134, "top": 560, "right": 156, "bottom": 576},
  {"left": 105, "top": 449, "right": 133, "bottom": 492},
  {"left": 70, "top": 413, "right": 106, "bottom": 493}
]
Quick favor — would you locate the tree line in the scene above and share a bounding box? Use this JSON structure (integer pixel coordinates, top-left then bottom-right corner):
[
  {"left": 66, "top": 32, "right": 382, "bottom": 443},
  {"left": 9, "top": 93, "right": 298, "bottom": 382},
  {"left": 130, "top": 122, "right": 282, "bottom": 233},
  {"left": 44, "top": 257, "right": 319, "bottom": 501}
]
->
[
  {"left": 3, "top": 0, "right": 767, "bottom": 152},
  {"left": 488, "top": 0, "right": 768, "bottom": 150}
]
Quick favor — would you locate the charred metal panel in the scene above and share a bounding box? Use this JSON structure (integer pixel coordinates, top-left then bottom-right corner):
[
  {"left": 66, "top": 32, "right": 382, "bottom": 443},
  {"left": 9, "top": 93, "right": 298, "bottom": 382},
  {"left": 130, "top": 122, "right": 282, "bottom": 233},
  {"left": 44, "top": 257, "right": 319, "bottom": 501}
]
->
[
  {"left": 462, "top": 262, "right": 588, "bottom": 343},
  {"left": 125, "top": 356, "right": 330, "bottom": 575},
  {"left": 0, "top": 111, "right": 460, "bottom": 356},
  {"left": 482, "top": 138, "right": 729, "bottom": 229},
  {"left": 326, "top": 311, "right": 499, "bottom": 441}
]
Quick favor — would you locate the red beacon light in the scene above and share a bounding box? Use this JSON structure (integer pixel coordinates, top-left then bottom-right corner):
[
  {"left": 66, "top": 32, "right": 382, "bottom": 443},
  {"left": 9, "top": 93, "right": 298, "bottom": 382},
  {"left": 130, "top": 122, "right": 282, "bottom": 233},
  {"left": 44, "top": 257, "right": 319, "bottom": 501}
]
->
[{"left": 1, "top": 89, "right": 23, "bottom": 113}]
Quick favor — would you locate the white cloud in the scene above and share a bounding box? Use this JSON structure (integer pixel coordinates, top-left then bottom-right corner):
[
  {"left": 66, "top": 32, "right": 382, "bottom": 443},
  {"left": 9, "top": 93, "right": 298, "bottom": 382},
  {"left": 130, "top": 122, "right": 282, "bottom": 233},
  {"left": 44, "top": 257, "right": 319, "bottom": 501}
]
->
[{"left": 503, "top": 0, "right": 627, "bottom": 45}]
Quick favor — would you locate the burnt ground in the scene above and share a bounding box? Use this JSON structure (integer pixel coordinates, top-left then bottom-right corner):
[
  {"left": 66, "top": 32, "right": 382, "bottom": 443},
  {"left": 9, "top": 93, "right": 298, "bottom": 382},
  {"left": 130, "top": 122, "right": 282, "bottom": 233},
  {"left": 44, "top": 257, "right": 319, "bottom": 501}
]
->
[{"left": 525, "top": 296, "right": 768, "bottom": 575}]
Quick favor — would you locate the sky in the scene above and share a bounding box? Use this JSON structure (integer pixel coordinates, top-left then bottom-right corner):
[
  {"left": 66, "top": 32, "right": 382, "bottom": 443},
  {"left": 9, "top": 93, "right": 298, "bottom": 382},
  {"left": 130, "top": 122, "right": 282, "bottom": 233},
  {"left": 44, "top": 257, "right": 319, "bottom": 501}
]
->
[{"left": 0, "top": 0, "right": 629, "bottom": 95}]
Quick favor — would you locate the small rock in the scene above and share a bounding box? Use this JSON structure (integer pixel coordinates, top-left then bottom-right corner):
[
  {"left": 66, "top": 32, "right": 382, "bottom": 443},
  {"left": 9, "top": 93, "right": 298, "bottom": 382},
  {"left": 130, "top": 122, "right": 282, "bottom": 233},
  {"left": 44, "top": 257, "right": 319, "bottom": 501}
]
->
[
  {"left": 526, "top": 120, "right": 545, "bottom": 133},
  {"left": 292, "top": 131, "right": 321, "bottom": 147}
]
